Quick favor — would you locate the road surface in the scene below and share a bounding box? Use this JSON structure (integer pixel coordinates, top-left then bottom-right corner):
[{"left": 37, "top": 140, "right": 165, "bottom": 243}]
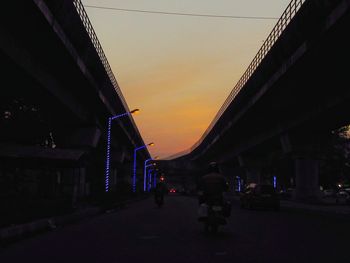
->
[{"left": 0, "top": 195, "right": 348, "bottom": 263}]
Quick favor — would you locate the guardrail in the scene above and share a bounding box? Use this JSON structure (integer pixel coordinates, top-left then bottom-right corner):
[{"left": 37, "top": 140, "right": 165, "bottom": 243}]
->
[
  {"left": 73, "top": 0, "right": 129, "bottom": 112},
  {"left": 167, "top": 0, "right": 306, "bottom": 160},
  {"left": 73, "top": 0, "right": 147, "bottom": 149}
]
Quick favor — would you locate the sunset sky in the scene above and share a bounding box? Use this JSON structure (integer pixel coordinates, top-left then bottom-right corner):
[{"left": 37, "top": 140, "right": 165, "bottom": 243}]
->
[{"left": 81, "top": 0, "right": 290, "bottom": 159}]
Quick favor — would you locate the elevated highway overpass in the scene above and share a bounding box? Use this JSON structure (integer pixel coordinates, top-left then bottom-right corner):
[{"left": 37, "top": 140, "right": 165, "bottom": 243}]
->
[
  {"left": 0, "top": 0, "right": 150, "bottom": 205},
  {"left": 166, "top": 0, "right": 350, "bottom": 201}
]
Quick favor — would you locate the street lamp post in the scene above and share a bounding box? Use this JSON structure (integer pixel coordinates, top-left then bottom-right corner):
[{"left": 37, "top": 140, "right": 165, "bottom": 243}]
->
[
  {"left": 143, "top": 158, "right": 152, "bottom": 192},
  {"left": 147, "top": 168, "right": 156, "bottom": 190},
  {"left": 133, "top": 142, "right": 154, "bottom": 193},
  {"left": 148, "top": 169, "right": 152, "bottom": 191},
  {"left": 144, "top": 163, "right": 156, "bottom": 192},
  {"left": 105, "top": 109, "right": 139, "bottom": 192},
  {"left": 147, "top": 168, "right": 152, "bottom": 192},
  {"left": 153, "top": 169, "right": 159, "bottom": 188},
  {"left": 143, "top": 156, "right": 158, "bottom": 192}
]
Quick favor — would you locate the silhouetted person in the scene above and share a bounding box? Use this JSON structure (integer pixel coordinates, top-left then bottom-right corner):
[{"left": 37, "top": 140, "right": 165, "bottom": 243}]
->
[
  {"left": 198, "top": 162, "right": 228, "bottom": 205},
  {"left": 154, "top": 181, "right": 167, "bottom": 206}
]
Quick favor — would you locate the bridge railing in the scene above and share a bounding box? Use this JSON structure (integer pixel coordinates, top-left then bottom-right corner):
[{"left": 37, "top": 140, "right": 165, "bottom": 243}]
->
[
  {"left": 73, "top": 0, "right": 129, "bottom": 112},
  {"left": 167, "top": 0, "right": 306, "bottom": 160},
  {"left": 73, "top": 0, "right": 148, "bottom": 149}
]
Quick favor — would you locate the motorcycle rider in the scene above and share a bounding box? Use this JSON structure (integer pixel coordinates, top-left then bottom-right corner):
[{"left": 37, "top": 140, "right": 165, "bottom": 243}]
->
[
  {"left": 198, "top": 162, "right": 228, "bottom": 205},
  {"left": 154, "top": 178, "right": 167, "bottom": 206},
  {"left": 197, "top": 162, "right": 230, "bottom": 233}
]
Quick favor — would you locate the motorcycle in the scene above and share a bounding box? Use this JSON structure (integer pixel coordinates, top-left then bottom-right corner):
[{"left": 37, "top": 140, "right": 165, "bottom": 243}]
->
[
  {"left": 198, "top": 200, "right": 231, "bottom": 234},
  {"left": 154, "top": 193, "right": 164, "bottom": 207}
]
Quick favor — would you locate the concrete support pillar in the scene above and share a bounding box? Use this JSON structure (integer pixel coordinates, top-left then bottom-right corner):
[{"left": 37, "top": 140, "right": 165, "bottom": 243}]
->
[
  {"left": 116, "top": 162, "right": 131, "bottom": 185},
  {"left": 294, "top": 158, "right": 321, "bottom": 202},
  {"left": 218, "top": 163, "right": 235, "bottom": 192},
  {"left": 280, "top": 133, "right": 292, "bottom": 154}
]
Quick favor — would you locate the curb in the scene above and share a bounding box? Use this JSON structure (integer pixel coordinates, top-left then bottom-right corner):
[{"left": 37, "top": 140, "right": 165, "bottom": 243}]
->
[
  {"left": 0, "top": 195, "right": 150, "bottom": 245},
  {"left": 280, "top": 202, "right": 350, "bottom": 218},
  {"left": 231, "top": 195, "right": 350, "bottom": 218},
  {"left": 0, "top": 207, "right": 103, "bottom": 244}
]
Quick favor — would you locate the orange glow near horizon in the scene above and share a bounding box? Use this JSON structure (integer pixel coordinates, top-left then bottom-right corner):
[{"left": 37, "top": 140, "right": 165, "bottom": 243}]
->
[{"left": 83, "top": 0, "right": 291, "bottom": 158}]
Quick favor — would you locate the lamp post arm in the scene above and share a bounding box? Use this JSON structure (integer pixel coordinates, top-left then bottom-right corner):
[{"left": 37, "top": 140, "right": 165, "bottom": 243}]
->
[
  {"left": 145, "top": 158, "right": 153, "bottom": 165},
  {"left": 111, "top": 112, "right": 130, "bottom": 120},
  {"left": 135, "top": 145, "right": 147, "bottom": 151}
]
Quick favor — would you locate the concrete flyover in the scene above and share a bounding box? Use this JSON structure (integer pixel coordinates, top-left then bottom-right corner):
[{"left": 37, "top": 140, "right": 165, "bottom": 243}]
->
[
  {"left": 167, "top": 0, "right": 350, "bottom": 201},
  {"left": 0, "top": 0, "right": 150, "bottom": 223}
]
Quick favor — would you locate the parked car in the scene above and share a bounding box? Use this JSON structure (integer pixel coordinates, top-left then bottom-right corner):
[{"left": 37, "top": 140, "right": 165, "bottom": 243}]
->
[
  {"left": 322, "top": 189, "right": 336, "bottom": 198},
  {"left": 278, "top": 188, "right": 294, "bottom": 200},
  {"left": 335, "top": 190, "right": 350, "bottom": 204},
  {"left": 240, "top": 183, "right": 280, "bottom": 211}
]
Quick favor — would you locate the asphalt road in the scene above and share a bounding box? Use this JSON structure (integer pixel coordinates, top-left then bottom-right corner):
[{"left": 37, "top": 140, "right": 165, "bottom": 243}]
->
[{"left": 0, "top": 195, "right": 349, "bottom": 263}]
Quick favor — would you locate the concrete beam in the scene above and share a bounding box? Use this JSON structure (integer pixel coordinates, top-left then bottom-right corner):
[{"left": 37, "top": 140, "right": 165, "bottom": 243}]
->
[{"left": 0, "top": 27, "right": 89, "bottom": 122}]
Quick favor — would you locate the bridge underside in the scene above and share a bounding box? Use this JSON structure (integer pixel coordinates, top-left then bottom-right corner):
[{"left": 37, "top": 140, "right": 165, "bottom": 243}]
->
[{"left": 0, "top": 0, "right": 149, "bottom": 224}]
